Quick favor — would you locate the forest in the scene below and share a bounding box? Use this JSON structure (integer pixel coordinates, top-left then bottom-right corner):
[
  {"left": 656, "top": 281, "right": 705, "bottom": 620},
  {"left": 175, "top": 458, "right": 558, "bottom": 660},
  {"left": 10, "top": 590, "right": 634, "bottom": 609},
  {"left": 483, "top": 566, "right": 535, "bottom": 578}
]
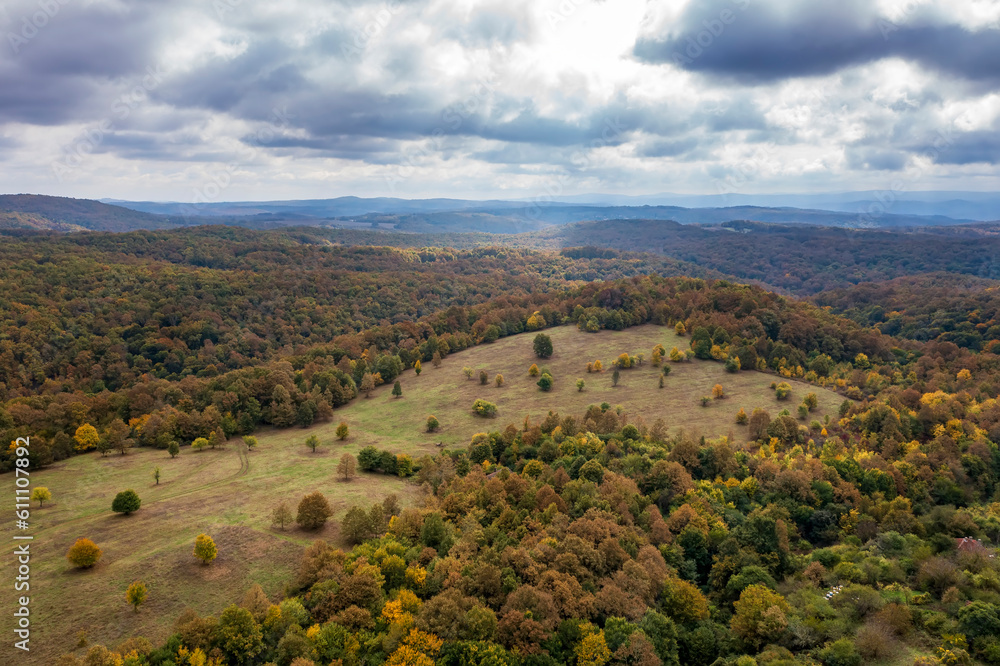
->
[{"left": 5, "top": 223, "right": 1000, "bottom": 666}]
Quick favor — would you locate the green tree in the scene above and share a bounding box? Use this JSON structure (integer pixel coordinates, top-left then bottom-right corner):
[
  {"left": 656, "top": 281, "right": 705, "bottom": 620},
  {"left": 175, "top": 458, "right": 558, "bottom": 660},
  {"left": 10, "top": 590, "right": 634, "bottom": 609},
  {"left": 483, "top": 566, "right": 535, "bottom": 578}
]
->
[
  {"left": 31, "top": 487, "right": 51, "bottom": 507},
  {"left": 167, "top": 440, "right": 180, "bottom": 458},
  {"left": 336, "top": 421, "right": 349, "bottom": 441},
  {"left": 426, "top": 415, "right": 440, "bottom": 432},
  {"left": 358, "top": 445, "right": 381, "bottom": 470},
  {"left": 111, "top": 489, "right": 141, "bottom": 516},
  {"left": 125, "top": 580, "right": 147, "bottom": 613},
  {"left": 537, "top": 374, "right": 554, "bottom": 392},
  {"left": 341, "top": 505, "right": 372, "bottom": 545},
  {"left": 217, "top": 604, "right": 264, "bottom": 665},
  {"left": 242, "top": 435, "right": 257, "bottom": 451},
  {"left": 193, "top": 533, "right": 218, "bottom": 564},
  {"left": 612, "top": 368, "right": 621, "bottom": 386},
  {"left": 392, "top": 380, "right": 403, "bottom": 398},
  {"left": 306, "top": 434, "right": 320, "bottom": 453},
  {"left": 297, "top": 491, "right": 332, "bottom": 529},
  {"left": 152, "top": 467, "right": 161, "bottom": 485},
  {"left": 577, "top": 379, "right": 585, "bottom": 392},
  {"left": 192, "top": 437, "right": 209, "bottom": 452},
  {"left": 463, "top": 367, "right": 473, "bottom": 380},
  {"left": 533, "top": 333, "right": 553, "bottom": 359}
]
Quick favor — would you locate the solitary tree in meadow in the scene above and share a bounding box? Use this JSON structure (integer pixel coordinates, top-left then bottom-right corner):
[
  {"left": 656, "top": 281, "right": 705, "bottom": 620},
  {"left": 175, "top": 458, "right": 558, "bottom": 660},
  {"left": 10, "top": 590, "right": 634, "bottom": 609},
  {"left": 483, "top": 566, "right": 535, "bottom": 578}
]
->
[
  {"left": 495, "top": 374, "right": 504, "bottom": 387},
  {"left": 612, "top": 368, "right": 621, "bottom": 387},
  {"left": 66, "top": 538, "right": 102, "bottom": 568},
  {"left": 577, "top": 379, "right": 585, "bottom": 392},
  {"left": 194, "top": 533, "right": 218, "bottom": 564},
  {"left": 31, "top": 487, "right": 51, "bottom": 507},
  {"left": 126, "top": 581, "right": 147, "bottom": 613},
  {"left": 479, "top": 370, "right": 489, "bottom": 385},
  {"left": 242, "top": 435, "right": 258, "bottom": 451},
  {"left": 426, "top": 415, "right": 440, "bottom": 432},
  {"left": 533, "top": 333, "right": 553, "bottom": 359},
  {"left": 305, "top": 434, "right": 320, "bottom": 453},
  {"left": 414, "top": 360, "right": 422, "bottom": 376},
  {"left": 297, "top": 492, "right": 333, "bottom": 530},
  {"left": 112, "top": 489, "right": 141, "bottom": 516},
  {"left": 167, "top": 440, "right": 180, "bottom": 458},
  {"left": 463, "top": 367, "right": 473, "bottom": 380},
  {"left": 271, "top": 503, "right": 293, "bottom": 530},
  {"left": 338, "top": 453, "right": 357, "bottom": 481},
  {"left": 392, "top": 380, "right": 403, "bottom": 398},
  {"left": 336, "top": 421, "right": 349, "bottom": 441},
  {"left": 152, "top": 467, "right": 161, "bottom": 485}
]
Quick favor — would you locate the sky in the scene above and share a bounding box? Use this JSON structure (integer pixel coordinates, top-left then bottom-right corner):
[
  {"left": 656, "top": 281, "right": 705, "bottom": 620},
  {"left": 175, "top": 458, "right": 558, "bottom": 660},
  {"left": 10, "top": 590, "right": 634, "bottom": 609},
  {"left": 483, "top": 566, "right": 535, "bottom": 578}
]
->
[{"left": 1, "top": 0, "right": 999, "bottom": 202}]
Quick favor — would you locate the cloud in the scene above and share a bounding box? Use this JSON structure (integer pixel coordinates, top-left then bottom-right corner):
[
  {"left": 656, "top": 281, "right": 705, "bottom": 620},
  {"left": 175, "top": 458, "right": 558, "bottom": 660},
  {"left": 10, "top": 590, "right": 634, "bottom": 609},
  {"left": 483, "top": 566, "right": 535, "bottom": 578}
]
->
[{"left": 633, "top": 0, "right": 1000, "bottom": 84}]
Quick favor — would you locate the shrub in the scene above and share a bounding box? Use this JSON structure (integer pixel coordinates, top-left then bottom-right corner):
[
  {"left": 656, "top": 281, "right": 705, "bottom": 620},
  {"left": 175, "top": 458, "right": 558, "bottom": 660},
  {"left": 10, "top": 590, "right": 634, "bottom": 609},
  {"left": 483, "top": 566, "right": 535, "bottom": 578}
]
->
[
  {"left": 66, "top": 538, "right": 102, "bottom": 568},
  {"left": 473, "top": 399, "right": 497, "bottom": 418},
  {"left": 529, "top": 363, "right": 539, "bottom": 377},
  {"left": 297, "top": 492, "right": 333, "bottom": 530},
  {"left": 775, "top": 382, "right": 792, "bottom": 400},
  {"left": 712, "top": 384, "right": 725, "bottom": 399},
  {"left": 494, "top": 373, "right": 504, "bottom": 387},
  {"left": 818, "top": 638, "right": 861, "bottom": 666},
  {"left": 736, "top": 408, "right": 748, "bottom": 424},
  {"left": 168, "top": 440, "right": 180, "bottom": 457},
  {"left": 426, "top": 415, "right": 440, "bottom": 432},
  {"left": 537, "top": 374, "right": 553, "bottom": 392},
  {"left": 577, "top": 379, "right": 585, "bottom": 392},
  {"left": 126, "top": 580, "right": 148, "bottom": 613},
  {"left": 479, "top": 370, "right": 489, "bottom": 385},
  {"left": 112, "top": 489, "right": 141, "bottom": 515}
]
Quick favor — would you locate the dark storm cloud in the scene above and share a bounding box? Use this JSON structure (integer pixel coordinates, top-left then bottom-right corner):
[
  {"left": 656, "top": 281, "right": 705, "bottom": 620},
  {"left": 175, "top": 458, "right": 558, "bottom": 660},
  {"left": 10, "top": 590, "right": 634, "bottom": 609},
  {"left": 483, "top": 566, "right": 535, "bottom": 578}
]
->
[
  {"left": 634, "top": 0, "right": 1000, "bottom": 83},
  {"left": 910, "top": 130, "right": 1000, "bottom": 166},
  {"left": 0, "top": 1, "right": 168, "bottom": 124}
]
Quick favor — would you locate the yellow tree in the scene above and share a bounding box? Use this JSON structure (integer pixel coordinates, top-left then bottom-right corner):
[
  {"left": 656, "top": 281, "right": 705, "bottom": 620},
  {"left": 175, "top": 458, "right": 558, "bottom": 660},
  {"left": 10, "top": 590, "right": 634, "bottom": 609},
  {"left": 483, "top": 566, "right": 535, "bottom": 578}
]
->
[
  {"left": 731, "top": 584, "right": 789, "bottom": 650},
  {"left": 713, "top": 384, "right": 725, "bottom": 399},
  {"left": 31, "top": 487, "right": 51, "bottom": 507},
  {"left": 194, "top": 533, "right": 218, "bottom": 565},
  {"left": 74, "top": 424, "right": 100, "bottom": 452},
  {"left": 126, "top": 580, "right": 147, "bottom": 613},
  {"left": 576, "top": 629, "right": 611, "bottom": 666}
]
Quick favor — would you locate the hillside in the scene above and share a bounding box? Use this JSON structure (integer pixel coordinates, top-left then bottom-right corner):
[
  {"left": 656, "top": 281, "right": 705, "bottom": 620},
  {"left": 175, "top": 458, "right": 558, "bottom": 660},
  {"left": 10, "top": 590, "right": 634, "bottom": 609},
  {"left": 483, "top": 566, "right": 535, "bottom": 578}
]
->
[
  {"left": 0, "top": 195, "right": 200, "bottom": 232},
  {"left": 0, "top": 324, "right": 844, "bottom": 661}
]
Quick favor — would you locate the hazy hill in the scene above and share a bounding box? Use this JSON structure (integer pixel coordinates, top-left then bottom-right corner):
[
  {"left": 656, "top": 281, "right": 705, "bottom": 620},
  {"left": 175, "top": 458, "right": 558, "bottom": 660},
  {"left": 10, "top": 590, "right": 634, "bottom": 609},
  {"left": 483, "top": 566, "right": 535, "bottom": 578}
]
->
[{"left": 0, "top": 194, "right": 190, "bottom": 232}]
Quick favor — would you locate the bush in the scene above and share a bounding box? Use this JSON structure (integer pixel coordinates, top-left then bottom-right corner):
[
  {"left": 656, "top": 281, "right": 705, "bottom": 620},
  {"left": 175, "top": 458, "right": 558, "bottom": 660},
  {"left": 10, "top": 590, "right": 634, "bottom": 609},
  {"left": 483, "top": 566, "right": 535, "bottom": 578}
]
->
[
  {"left": 818, "top": 638, "right": 861, "bottom": 666},
  {"left": 775, "top": 382, "right": 792, "bottom": 400},
  {"left": 473, "top": 399, "right": 497, "bottom": 418},
  {"left": 855, "top": 621, "right": 896, "bottom": 661},
  {"left": 297, "top": 492, "right": 333, "bottom": 529},
  {"left": 537, "top": 374, "right": 553, "bottom": 392},
  {"left": 479, "top": 370, "right": 489, "bottom": 385},
  {"left": 111, "top": 489, "right": 141, "bottom": 515},
  {"left": 66, "top": 538, "right": 102, "bottom": 568},
  {"left": 426, "top": 415, "right": 440, "bottom": 432}
]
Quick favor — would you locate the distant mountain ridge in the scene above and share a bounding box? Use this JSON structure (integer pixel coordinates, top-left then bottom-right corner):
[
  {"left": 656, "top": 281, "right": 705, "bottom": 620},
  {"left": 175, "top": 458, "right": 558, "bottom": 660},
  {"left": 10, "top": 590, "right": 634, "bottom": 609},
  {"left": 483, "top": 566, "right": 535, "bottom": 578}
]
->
[{"left": 0, "top": 192, "right": 992, "bottom": 234}]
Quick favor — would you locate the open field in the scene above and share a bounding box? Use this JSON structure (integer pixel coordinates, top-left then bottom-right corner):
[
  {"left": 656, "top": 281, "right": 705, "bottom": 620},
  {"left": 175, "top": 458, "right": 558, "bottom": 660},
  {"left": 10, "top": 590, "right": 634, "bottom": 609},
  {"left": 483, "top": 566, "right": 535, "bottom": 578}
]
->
[
  {"left": 324, "top": 324, "right": 845, "bottom": 450},
  {"left": 1, "top": 324, "right": 844, "bottom": 662}
]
